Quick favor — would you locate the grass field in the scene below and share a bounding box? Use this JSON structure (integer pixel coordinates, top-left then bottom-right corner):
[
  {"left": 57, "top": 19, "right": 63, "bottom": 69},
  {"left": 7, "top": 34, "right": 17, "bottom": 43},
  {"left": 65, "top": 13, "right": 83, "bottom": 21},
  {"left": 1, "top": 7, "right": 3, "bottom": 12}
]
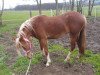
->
[
  {"left": 0, "top": 6, "right": 100, "bottom": 75},
  {"left": 2, "top": 5, "right": 100, "bottom": 21}
]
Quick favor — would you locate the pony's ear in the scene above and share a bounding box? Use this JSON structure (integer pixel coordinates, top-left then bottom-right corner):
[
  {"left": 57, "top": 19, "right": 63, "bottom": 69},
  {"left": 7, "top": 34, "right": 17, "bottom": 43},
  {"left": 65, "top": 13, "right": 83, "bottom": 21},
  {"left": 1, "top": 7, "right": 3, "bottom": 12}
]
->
[{"left": 22, "top": 28, "right": 26, "bottom": 32}]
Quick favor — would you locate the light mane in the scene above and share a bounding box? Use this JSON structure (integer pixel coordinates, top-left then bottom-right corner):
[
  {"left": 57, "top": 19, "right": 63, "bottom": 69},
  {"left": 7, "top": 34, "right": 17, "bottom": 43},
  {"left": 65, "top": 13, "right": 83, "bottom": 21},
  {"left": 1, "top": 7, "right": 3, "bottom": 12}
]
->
[
  {"left": 16, "top": 16, "right": 37, "bottom": 48},
  {"left": 17, "top": 18, "right": 33, "bottom": 38}
]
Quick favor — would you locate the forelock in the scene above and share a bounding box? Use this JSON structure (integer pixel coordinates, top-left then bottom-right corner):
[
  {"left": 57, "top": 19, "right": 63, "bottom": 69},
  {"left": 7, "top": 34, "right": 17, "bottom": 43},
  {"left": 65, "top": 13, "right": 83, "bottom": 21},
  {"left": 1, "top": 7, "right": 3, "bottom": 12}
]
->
[{"left": 15, "top": 38, "right": 21, "bottom": 48}]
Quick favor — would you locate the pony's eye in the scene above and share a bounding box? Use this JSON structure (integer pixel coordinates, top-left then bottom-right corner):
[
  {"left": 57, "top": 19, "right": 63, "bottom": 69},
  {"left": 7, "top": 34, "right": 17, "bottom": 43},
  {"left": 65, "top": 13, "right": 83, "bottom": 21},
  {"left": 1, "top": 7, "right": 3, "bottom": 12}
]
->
[{"left": 22, "top": 45, "right": 26, "bottom": 50}]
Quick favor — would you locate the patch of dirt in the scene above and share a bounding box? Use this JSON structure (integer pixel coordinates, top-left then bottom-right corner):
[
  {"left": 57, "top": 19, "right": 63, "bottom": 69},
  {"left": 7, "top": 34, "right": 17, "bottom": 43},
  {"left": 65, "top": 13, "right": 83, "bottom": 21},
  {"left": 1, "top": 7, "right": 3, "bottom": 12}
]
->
[
  {"left": 0, "top": 33, "right": 17, "bottom": 68},
  {"left": 30, "top": 62, "right": 94, "bottom": 75},
  {"left": 29, "top": 52, "right": 94, "bottom": 75},
  {"left": 86, "top": 17, "right": 100, "bottom": 53}
]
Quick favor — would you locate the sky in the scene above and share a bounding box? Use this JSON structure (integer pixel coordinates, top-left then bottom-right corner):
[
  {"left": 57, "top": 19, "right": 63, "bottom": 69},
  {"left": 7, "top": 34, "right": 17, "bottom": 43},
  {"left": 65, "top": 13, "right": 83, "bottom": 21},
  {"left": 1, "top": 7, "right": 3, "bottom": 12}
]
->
[{"left": 0, "top": 0, "right": 69, "bottom": 9}]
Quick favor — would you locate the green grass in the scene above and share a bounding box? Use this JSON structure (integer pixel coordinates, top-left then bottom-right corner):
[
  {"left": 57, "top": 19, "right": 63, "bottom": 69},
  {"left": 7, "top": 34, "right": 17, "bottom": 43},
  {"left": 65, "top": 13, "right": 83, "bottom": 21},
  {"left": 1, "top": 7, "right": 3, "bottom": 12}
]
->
[
  {"left": 0, "top": 63, "right": 12, "bottom": 75},
  {"left": 0, "top": 23, "right": 21, "bottom": 37},
  {"left": 13, "top": 52, "right": 42, "bottom": 73},
  {"left": 49, "top": 44, "right": 100, "bottom": 75},
  {"left": 51, "top": 44, "right": 99, "bottom": 75},
  {"left": 3, "top": 10, "right": 51, "bottom": 21},
  {"left": 0, "top": 45, "right": 12, "bottom": 75},
  {"left": 0, "top": 45, "right": 9, "bottom": 64},
  {"left": 82, "top": 5, "right": 100, "bottom": 16},
  {"left": 83, "top": 51, "right": 100, "bottom": 75},
  {"left": 48, "top": 44, "right": 66, "bottom": 52}
]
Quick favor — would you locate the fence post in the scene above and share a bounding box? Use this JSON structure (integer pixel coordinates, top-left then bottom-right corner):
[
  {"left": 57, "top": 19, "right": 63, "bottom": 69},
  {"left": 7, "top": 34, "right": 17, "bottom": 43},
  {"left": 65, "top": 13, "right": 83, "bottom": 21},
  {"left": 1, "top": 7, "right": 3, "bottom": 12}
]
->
[
  {"left": 94, "top": 8, "right": 96, "bottom": 22},
  {"left": 50, "top": 9, "right": 53, "bottom": 16},
  {"left": 29, "top": 10, "right": 32, "bottom": 18},
  {"left": 95, "top": 8, "right": 96, "bottom": 18}
]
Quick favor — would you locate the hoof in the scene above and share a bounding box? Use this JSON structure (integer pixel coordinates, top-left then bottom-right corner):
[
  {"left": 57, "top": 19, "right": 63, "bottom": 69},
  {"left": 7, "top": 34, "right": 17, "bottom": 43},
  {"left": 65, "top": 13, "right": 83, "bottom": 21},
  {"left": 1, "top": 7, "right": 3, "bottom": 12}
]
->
[
  {"left": 76, "top": 53, "right": 84, "bottom": 59},
  {"left": 46, "top": 62, "right": 50, "bottom": 67},
  {"left": 27, "top": 53, "right": 33, "bottom": 59},
  {"left": 76, "top": 55, "right": 80, "bottom": 59},
  {"left": 64, "top": 58, "right": 70, "bottom": 62},
  {"left": 46, "top": 60, "right": 51, "bottom": 67}
]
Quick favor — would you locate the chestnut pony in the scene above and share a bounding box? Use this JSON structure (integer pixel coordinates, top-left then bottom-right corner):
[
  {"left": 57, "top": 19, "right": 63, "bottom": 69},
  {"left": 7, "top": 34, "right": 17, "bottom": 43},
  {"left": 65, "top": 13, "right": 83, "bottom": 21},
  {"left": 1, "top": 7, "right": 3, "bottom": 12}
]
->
[{"left": 15, "top": 11, "right": 87, "bottom": 67}]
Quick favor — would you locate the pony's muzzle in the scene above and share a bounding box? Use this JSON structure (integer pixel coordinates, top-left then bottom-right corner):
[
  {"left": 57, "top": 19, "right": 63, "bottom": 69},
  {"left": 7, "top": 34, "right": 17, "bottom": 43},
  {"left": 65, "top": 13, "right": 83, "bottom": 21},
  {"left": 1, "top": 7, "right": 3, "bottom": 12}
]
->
[{"left": 27, "top": 51, "right": 33, "bottom": 59}]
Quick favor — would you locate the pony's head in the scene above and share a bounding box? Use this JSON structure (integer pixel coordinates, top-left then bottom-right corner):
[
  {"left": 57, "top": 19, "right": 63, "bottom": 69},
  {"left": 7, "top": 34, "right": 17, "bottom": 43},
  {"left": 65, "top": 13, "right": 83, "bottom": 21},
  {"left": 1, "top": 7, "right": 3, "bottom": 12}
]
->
[
  {"left": 15, "top": 18, "right": 35, "bottom": 59},
  {"left": 15, "top": 35, "right": 32, "bottom": 59}
]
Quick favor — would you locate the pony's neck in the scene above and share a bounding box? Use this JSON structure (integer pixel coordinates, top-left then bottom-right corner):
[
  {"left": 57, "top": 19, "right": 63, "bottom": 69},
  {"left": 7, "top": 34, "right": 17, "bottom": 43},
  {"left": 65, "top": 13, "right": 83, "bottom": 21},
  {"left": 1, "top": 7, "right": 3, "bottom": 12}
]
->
[{"left": 23, "top": 28, "right": 31, "bottom": 39}]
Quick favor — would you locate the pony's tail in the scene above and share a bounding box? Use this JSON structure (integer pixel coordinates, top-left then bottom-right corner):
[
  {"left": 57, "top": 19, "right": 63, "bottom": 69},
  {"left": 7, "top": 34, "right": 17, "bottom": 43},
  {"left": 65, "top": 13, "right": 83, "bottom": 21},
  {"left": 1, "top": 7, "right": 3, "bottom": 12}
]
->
[{"left": 77, "top": 27, "right": 86, "bottom": 55}]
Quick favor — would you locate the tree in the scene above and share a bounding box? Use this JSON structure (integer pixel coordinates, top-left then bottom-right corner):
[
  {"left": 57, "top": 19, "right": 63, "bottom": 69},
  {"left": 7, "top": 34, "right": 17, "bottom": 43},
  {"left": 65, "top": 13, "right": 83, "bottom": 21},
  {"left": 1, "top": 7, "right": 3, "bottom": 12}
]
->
[
  {"left": 62, "top": 0, "right": 67, "bottom": 12},
  {"left": 26, "top": 0, "right": 42, "bottom": 16},
  {"left": 23, "top": 0, "right": 32, "bottom": 17},
  {"left": 88, "top": 0, "right": 95, "bottom": 16},
  {"left": 69, "top": 0, "right": 75, "bottom": 11},
  {"left": 77, "top": 0, "right": 83, "bottom": 13},
  {"left": 55, "top": 0, "right": 59, "bottom": 15},
  {"left": 0, "top": 0, "right": 4, "bottom": 25},
  {"left": 35, "top": 0, "right": 42, "bottom": 15}
]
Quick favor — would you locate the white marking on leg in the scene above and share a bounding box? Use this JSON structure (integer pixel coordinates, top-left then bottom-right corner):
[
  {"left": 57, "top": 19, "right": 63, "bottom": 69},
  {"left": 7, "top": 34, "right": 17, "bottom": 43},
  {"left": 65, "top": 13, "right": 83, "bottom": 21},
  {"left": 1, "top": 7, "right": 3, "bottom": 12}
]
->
[
  {"left": 46, "top": 53, "right": 51, "bottom": 67},
  {"left": 76, "top": 52, "right": 81, "bottom": 59},
  {"left": 64, "top": 51, "right": 71, "bottom": 62}
]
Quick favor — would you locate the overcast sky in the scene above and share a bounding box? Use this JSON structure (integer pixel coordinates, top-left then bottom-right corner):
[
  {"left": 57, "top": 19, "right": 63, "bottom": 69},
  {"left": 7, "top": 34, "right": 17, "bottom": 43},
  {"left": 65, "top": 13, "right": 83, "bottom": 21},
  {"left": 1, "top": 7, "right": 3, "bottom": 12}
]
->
[{"left": 0, "top": 0, "right": 69, "bottom": 9}]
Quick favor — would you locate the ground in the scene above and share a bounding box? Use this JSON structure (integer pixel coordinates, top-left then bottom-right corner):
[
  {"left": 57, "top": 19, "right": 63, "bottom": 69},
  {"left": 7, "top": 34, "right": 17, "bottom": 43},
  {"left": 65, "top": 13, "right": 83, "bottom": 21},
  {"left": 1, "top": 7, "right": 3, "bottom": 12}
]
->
[
  {"left": 0, "top": 17, "right": 100, "bottom": 75},
  {"left": 29, "top": 53, "right": 94, "bottom": 75}
]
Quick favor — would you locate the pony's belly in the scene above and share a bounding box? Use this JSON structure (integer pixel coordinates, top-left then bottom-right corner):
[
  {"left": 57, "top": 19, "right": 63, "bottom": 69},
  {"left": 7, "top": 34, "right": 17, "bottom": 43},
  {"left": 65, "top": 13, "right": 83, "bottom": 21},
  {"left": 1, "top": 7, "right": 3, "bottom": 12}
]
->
[{"left": 47, "top": 32, "right": 66, "bottom": 39}]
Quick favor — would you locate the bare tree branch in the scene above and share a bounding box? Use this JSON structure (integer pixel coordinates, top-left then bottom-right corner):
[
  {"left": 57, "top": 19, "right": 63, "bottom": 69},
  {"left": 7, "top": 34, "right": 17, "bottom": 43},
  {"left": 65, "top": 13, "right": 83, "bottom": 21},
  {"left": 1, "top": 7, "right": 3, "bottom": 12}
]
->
[
  {"left": 0, "top": 0, "right": 4, "bottom": 25},
  {"left": 69, "top": 0, "right": 74, "bottom": 11},
  {"left": 77, "top": 0, "right": 83, "bottom": 13},
  {"left": 55, "top": 0, "right": 59, "bottom": 15},
  {"left": 0, "top": 0, "right": 4, "bottom": 17},
  {"left": 71, "top": 0, "right": 74, "bottom": 11},
  {"left": 90, "top": 0, "right": 95, "bottom": 13},
  {"left": 35, "top": 0, "right": 42, "bottom": 15},
  {"left": 88, "top": 0, "right": 95, "bottom": 16}
]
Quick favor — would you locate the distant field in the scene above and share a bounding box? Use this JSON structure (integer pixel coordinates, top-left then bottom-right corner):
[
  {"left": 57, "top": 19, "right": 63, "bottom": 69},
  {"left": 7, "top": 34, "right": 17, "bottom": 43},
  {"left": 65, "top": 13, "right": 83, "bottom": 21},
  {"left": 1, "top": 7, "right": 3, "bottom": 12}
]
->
[
  {"left": 3, "top": 10, "right": 51, "bottom": 20},
  {"left": 2, "top": 5, "right": 100, "bottom": 21},
  {"left": 2, "top": 10, "right": 51, "bottom": 26},
  {"left": 82, "top": 5, "right": 100, "bottom": 16}
]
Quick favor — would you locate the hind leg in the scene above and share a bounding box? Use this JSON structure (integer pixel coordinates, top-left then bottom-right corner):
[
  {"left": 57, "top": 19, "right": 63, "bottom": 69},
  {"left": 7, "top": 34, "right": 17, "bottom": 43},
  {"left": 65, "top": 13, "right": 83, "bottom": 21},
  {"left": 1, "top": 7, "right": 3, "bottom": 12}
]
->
[
  {"left": 64, "top": 34, "right": 77, "bottom": 62},
  {"left": 77, "top": 31, "right": 86, "bottom": 58},
  {"left": 39, "top": 39, "right": 51, "bottom": 67},
  {"left": 77, "top": 39, "right": 85, "bottom": 58}
]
